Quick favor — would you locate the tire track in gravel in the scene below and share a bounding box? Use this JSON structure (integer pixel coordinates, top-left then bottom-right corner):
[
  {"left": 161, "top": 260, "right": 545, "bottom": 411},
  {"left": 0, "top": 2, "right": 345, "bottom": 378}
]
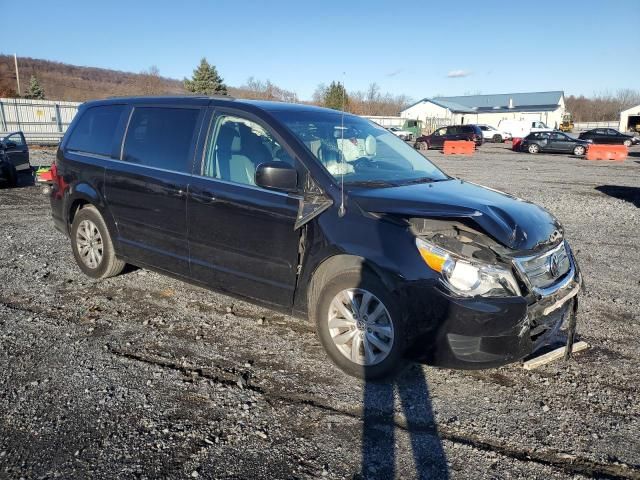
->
[
  {"left": 3, "top": 292, "right": 639, "bottom": 479},
  {"left": 106, "top": 345, "right": 640, "bottom": 480}
]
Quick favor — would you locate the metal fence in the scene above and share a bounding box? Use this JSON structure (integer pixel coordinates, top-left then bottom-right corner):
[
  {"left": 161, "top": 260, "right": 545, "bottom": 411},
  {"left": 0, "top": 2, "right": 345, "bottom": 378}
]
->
[
  {"left": 573, "top": 121, "right": 619, "bottom": 132},
  {"left": 0, "top": 97, "right": 80, "bottom": 145}
]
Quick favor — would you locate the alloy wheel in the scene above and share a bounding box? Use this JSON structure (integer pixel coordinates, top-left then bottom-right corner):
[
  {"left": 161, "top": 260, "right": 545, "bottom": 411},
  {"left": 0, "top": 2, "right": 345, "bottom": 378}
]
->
[
  {"left": 76, "top": 219, "right": 104, "bottom": 269},
  {"left": 327, "top": 288, "right": 394, "bottom": 366}
]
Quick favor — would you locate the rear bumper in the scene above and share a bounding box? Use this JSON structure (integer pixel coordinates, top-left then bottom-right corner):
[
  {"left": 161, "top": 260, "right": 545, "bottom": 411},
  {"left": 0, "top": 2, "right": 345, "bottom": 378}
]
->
[{"left": 404, "top": 256, "right": 582, "bottom": 369}]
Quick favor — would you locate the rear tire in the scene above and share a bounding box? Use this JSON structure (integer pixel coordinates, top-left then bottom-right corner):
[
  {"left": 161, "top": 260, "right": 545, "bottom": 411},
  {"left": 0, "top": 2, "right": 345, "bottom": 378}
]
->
[
  {"left": 70, "top": 205, "right": 126, "bottom": 279},
  {"left": 313, "top": 269, "right": 407, "bottom": 380},
  {"left": 528, "top": 144, "right": 540, "bottom": 154}
]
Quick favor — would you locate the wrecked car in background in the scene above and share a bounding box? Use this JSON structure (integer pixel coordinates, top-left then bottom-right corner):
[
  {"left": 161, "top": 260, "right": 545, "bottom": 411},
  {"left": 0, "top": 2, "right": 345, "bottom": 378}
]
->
[
  {"left": 0, "top": 131, "right": 30, "bottom": 187},
  {"left": 50, "top": 97, "right": 582, "bottom": 379}
]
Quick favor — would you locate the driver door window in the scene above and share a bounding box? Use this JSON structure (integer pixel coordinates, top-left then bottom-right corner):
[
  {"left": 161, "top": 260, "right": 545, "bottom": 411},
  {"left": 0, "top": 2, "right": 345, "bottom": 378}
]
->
[{"left": 202, "top": 115, "right": 295, "bottom": 187}]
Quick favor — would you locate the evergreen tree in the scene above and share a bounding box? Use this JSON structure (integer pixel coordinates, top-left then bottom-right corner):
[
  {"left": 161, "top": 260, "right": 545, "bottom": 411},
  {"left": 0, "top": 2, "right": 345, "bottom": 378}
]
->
[
  {"left": 323, "top": 81, "right": 348, "bottom": 111},
  {"left": 184, "top": 58, "right": 228, "bottom": 95},
  {"left": 26, "top": 75, "right": 45, "bottom": 99}
]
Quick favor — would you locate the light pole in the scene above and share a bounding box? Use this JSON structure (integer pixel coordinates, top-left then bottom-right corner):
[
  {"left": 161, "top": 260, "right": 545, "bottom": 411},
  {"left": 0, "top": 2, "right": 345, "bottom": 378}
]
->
[{"left": 14, "top": 53, "right": 21, "bottom": 95}]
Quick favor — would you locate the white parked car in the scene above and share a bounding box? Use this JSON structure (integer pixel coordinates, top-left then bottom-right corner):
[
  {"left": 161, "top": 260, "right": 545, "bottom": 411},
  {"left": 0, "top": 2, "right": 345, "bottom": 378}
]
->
[
  {"left": 476, "top": 124, "right": 512, "bottom": 143},
  {"left": 388, "top": 126, "right": 413, "bottom": 141}
]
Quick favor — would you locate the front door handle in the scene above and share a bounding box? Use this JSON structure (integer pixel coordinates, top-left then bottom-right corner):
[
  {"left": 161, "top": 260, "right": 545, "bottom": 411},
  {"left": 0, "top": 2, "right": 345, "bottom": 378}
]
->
[{"left": 189, "top": 191, "right": 217, "bottom": 203}]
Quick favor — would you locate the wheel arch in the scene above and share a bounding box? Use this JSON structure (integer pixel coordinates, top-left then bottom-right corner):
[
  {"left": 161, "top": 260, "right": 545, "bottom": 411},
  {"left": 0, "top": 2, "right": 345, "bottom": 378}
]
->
[
  {"left": 64, "top": 183, "right": 116, "bottom": 237},
  {"left": 305, "top": 254, "right": 399, "bottom": 322}
]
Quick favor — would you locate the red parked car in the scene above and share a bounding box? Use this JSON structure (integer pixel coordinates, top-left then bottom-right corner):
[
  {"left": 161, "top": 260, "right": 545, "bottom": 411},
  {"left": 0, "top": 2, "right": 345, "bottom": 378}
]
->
[{"left": 415, "top": 124, "right": 483, "bottom": 150}]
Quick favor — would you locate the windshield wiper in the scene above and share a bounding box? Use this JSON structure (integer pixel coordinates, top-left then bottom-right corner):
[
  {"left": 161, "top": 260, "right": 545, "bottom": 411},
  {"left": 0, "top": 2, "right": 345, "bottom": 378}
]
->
[
  {"left": 397, "top": 177, "right": 438, "bottom": 185},
  {"left": 344, "top": 180, "right": 397, "bottom": 188}
]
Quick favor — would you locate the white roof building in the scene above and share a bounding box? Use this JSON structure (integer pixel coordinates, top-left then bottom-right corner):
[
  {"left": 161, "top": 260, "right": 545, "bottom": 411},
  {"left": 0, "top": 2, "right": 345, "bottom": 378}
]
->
[{"left": 401, "top": 91, "right": 566, "bottom": 129}]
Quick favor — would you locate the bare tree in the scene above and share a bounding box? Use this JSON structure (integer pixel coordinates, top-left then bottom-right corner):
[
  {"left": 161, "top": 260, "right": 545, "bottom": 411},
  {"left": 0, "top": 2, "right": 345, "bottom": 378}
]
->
[
  {"left": 233, "top": 77, "right": 298, "bottom": 102},
  {"left": 132, "top": 66, "right": 166, "bottom": 96},
  {"left": 566, "top": 89, "right": 640, "bottom": 122}
]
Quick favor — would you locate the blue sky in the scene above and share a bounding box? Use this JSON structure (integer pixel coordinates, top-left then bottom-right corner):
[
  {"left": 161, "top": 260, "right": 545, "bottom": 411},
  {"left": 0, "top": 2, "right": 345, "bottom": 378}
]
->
[{"left": 1, "top": 0, "right": 637, "bottom": 100}]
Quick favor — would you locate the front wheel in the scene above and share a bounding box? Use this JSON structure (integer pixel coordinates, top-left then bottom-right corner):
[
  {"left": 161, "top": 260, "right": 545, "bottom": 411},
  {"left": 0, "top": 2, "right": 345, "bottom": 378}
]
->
[
  {"left": 70, "top": 205, "right": 126, "bottom": 279},
  {"left": 1, "top": 163, "right": 18, "bottom": 187},
  {"left": 492, "top": 134, "right": 503, "bottom": 143},
  {"left": 314, "top": 270, "right": 407, "bottom": 380},
  {"left": 623, "top": 139, "right": 632, "bottom": 147},
  {"left": 528, "top": 144, "right": 540, "bottom": 154},
  {"left": 573, "top": 145, "right": 586, "bottom": 156}
]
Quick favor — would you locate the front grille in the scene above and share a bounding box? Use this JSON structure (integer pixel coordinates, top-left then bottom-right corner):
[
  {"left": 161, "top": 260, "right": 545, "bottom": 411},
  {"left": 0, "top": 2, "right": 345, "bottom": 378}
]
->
[{"left": 514, "top": 241, "right": 571, "bottom": 290}]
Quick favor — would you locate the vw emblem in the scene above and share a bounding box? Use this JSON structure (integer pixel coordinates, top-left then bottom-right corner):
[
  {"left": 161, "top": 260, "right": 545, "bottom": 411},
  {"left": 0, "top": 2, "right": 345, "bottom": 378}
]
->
[
  {"left": 548, "top": 253, "right": 561, "bottom": 278},
  {"left": 549, "top": 230, "right": 562, "bottom": 243}
]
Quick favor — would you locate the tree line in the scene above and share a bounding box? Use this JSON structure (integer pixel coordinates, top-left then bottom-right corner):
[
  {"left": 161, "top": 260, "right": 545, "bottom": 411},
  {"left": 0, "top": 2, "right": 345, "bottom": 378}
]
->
[
  {"left": 2, "top": 55, "right": 638, "bottom": 121},
  {"left": 565, "top": 89, "right": 640, "bottom": 122}
]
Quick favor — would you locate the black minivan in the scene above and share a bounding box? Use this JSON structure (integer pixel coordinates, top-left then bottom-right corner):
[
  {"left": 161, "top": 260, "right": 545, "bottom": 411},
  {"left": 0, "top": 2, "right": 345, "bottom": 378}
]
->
[
  {"left": 415, "top": 124, "right": 483, "bottom": 151},
  {"left": 50, "top": 96, "right": 582, "bottom": 379}
]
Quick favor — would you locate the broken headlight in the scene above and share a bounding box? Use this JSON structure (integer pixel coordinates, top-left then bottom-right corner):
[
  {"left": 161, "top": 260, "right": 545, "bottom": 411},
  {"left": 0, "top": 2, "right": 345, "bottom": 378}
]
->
[{"left": 415, "top": 238, "right": 521, "bottom": 298}]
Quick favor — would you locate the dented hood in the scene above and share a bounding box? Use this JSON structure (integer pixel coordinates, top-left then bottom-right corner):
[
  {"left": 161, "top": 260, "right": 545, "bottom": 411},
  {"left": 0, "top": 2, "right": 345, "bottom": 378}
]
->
[{"left": 350, "top": 179, "right": 562, "bottom": 251}]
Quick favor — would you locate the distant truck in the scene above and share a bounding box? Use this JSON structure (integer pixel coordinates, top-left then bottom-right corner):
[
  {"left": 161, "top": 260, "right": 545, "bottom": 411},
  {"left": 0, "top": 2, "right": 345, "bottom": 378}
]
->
[
  {"left": 362, "top": 116, "right": 423, "bottom": 140},
  {"left": 497, "top": 119, "right": 552, "bottom": 139}
]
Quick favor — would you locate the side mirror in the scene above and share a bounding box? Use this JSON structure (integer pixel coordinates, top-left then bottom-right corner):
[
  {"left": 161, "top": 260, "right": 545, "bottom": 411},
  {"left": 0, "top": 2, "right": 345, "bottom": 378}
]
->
[{"left": 255, "top": 162, "right": 298, "bottom": 192}]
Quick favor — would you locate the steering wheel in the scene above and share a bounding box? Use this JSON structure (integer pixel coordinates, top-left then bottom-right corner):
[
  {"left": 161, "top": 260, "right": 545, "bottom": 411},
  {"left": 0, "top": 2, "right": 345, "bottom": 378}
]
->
[
  {"left": 350, "top": 157, "right": 375, "bottom": 169},
  {"left": 351, "top": 157, "right": 404, "bottom": 171}
]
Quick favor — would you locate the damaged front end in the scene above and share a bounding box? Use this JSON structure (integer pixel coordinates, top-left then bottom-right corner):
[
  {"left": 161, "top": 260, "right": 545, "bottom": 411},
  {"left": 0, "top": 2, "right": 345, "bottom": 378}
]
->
[{"left": 407, "top": 217, "right": 582, "bottom": 368}]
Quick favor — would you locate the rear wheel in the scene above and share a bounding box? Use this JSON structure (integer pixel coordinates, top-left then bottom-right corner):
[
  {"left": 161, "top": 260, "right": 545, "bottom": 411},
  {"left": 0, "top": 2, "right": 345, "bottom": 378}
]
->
[
  {"left": 314, "top": 269, "right": 407, "bottom": 380},
  {"left": 623, "top": 139, "right": 632, "bottom": 147},
  {"left": 492, "top": 134, "right": 503, "bottom": 143},
  {"left": 70, "top": 205, "right": 126, "bottom": 279},
  {"left": 573, "top": 145, "right": 586, "bottom": 156},
  {"left": 528, "top": 144, "right": 540, "bottom": 154}
]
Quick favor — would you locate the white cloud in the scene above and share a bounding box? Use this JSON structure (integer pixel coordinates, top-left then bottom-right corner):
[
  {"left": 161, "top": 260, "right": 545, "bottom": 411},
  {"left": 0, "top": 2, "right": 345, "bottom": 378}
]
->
[{"left": 447, "top": 70, "right": 472, "bottom": 78}]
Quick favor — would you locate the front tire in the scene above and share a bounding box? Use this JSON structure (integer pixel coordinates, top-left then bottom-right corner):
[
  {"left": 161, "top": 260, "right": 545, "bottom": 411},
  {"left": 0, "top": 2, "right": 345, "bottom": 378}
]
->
[
  {"left": 314, "top": 269, "right": 407, "bottom": 380},
  {"left": 528, "top": 144, "right": 540, "bottom": 154},
  {"left": 492, "top": 134, "right": 503, "bottom": 143},
  {"left": 70, "top": 205, "right": 126, "bottom": 279},
  {"left": 1, "top": 163, "right": 18, "bottom": 187},
  {"left": 573, "top": 145, "right": 586, "bottom": 156},
  {"left": 623, "top": 139, "right": 632, "bottom": 147}
]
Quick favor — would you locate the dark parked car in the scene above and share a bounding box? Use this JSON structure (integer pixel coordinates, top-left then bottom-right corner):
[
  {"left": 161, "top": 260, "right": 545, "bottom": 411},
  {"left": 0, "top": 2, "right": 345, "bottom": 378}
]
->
[
  {"left": 578, "top": 128, "right": 637, "bottom": 147},
  {"left": 521, "top": 131, "right": 590, "bottom": 156},
  {"left": 0, "top": 131, "right": 30, "bottom": 187},
  {"left": 415, "top": 124, "right": 483, "bottom": 150},
  {"left": 50, "top": 97, "right": 581, "bottom": 379}
]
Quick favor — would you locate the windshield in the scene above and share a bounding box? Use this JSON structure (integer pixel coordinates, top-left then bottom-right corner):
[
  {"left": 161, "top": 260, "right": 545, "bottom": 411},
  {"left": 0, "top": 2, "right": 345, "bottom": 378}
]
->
[{"left": 271, "top": 110, "right": 448, "bottom": 186}]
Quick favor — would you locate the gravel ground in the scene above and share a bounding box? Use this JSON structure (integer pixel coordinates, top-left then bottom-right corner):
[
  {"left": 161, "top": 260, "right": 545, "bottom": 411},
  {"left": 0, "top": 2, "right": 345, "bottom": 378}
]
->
[{"left": 1, "top": 143, "right": 639, "bottom": 479}]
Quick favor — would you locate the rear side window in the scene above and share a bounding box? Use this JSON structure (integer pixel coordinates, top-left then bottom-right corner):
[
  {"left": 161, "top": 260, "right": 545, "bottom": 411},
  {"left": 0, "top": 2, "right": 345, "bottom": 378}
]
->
[
  {"left": 67, "top": 105, "right": 125, "bottom": 156},
  {"left": 123, "top": 107, "right": 200, "bottom": 172}
]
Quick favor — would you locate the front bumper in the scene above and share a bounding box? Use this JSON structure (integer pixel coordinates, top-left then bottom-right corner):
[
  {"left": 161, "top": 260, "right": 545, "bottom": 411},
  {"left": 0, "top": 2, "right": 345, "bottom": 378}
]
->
[{"left": 405, "top": 250, "right": 582, "bottom": 369}]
